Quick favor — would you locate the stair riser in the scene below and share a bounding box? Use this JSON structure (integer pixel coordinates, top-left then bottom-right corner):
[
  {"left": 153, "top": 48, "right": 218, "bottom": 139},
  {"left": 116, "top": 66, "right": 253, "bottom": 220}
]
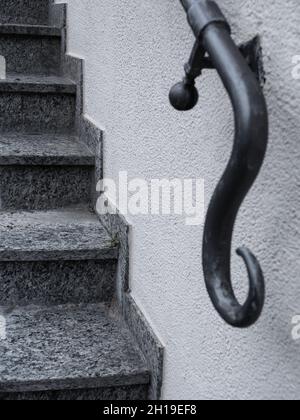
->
[
  {"left": 0, "top": 92, "right": 75, "bottom": 133},
  {"left": 0, "top": 385, "right": 148, "bottom": 400},
  {"left": 0, "top": 260, "right": 117, "bottom": 306},
  {"left": 0, "top": 35, "right": 61, "bottom": 75},
  {"left": 0, "top": 166, "right": 93, "bottom": 210},
  {"left": 0, "top": 0, "right": 50, "bottom": 25}
]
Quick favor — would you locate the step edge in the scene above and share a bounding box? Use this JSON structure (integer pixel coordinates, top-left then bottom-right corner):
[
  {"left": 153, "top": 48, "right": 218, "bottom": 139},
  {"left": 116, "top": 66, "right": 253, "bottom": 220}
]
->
[
  {"left": 0, "top": 84, "right": 76, "bottom": 94},
  {"left": 0, "top": 78, "right": 76, "bottom": 94},
  {"left": 0, "top": 247, "right": 119, "bottom": 262},
  {"left": 0, "top": 135, "right": 95, "bottom": 166},
  {"left": 0, "top": 370, "right": 151, "bottom": 394},
  {"left": 0, "top": 156, "right": 95, "bottom": 166},
  {"left": 0, "top": 24, "right": 61, "bottom": 37}
]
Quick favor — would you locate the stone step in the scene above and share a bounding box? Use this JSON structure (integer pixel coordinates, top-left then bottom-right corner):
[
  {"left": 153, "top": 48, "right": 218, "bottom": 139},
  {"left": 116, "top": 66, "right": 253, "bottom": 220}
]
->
[
  {"left": 0, "top": 207, "right": 118, "bottom": 261},
  {"left": 0, "top": 24, "right": 61, "bottom": 37},
  {"left": 0, "top": 303, "right": 149, "bottom": 400},
  {"left": 0, "top": 133, "right": 94, "bottom": 166},
  {"left": 0, "top": 24, "right": 62, "bottom": 75},
  {"left": 0, "top": 134, "right": 94, "bottom": 210},
  {"left": 0, "top": 0, "right": 158, "bottom": 403},
  {"left": 0, "top": 0, "right": 50, "bottom": 25},
  {"left": 0, "top": 75, "right": 76, "bottom": 134},
  {"left": 0, "top": 208, "right": 119, "bottom": 306}
]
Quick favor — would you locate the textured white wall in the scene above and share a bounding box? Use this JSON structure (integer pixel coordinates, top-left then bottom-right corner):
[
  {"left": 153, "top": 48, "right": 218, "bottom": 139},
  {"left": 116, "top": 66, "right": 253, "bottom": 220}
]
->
[{"left": 60, "top": 0, "right": 300, "bottom": 400}]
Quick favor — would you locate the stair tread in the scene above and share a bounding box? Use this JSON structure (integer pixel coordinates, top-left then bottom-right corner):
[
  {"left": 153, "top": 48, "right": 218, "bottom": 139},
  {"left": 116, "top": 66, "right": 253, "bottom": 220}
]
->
[
  {"left": 0, "top": 303, "right": 149, "bottom": 392},
  {"left": 0, "top": 0, "right": 49, "bottom": 26},
  {"left": 0, "top": 133, "right": 94, "bottom": 165},
  {"left": 0, "top": 208, "right": 118, "bottom": 261},
  {"left": 0, "top": 23, "right": 61, "bottom": 37},
  {"left": 0, "top": 75, "right": 76, "bottom": 93}
]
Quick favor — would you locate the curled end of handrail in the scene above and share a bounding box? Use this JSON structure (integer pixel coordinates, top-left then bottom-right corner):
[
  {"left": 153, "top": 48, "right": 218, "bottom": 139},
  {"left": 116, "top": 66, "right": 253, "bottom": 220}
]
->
[
  {"left": 174, "top": 0, "right": 268, "bottom": 328},
  {"left": 205, "top": 247, "right": 265, "bottom": 329},
  {"left": 234, "top": 247, "right": 265, "bottom": 328}
]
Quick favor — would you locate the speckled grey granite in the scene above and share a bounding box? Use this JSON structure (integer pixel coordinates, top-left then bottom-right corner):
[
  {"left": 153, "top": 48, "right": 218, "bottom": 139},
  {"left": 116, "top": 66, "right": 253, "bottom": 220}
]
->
[
  {"left": 49, "top": 2, "right": 66, "bottom": 28},
  {"left": 0, "top": 24, "right": 61, "bottom": 37},
  {"left": 123, "top": 295, "right": 164, "bottom": 400},
  {"left": 0, "top": 0, "right": 160, "bottom": 400},
  {"left": 0, "top": 165, "right": 93, "bottom": 210},
  {"left": 0, "top": 32, "right": 61, "bottom": 75},
  {"left": 0, "top": 207, "right": 119, "bottom": 261},
  {"left": 0, "top": 75, "right": 76, "bottom": 134},
  {"left": 0, "top": 260, "right": 117, "bottom": 306},
  {"left": 80, "top": 117, "right": 103, "bottom": 205},
  {"left": 0, "top": 75, "right": 76, "bottom": 93},
  {"left": 27, "top": 93, "right": 75, "bottom": 134},
  {"left": 0, "top": 303, "right": 149, "bottom": 393},
  {"left": 60, "top": 43, "right": 164, "bottom": 399},
  {"left": 63, "top": 54, "right": 84, "bottom": 130},
  {"left": 0, "top": 0, "right": 50, "bottom": 25},
  {"left": 98, "top": 210, "right": 130, "bottom": 301},
  {"left": 98, "top": 208, "right": 164, "bottom": 400},
  {"left": 62, "top": 55, "right": 102, "bottom": 201},
  {"left": 0, "top": 92, "right": 75, "bottom": 134},
  {"left": 0, "top": 384, "right": 148, "bottom": 400},
  {"left": 61, "top": 32, "right": 163, "bottom": 398},
  {"left": 0, "top": 134, "right": 94, "bottom": 166}
]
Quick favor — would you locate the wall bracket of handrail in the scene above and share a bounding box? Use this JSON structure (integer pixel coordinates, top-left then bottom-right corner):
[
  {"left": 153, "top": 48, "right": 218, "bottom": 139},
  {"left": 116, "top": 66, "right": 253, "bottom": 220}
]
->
[{"left": 170, "top": 0, "right": 269, "bottom": 328}]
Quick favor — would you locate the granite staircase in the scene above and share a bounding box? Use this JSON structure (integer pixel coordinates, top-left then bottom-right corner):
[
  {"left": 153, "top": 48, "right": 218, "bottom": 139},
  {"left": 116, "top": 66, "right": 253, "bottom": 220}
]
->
[{"left": 0, "top": 1, "right": 150, "bottom": 400}]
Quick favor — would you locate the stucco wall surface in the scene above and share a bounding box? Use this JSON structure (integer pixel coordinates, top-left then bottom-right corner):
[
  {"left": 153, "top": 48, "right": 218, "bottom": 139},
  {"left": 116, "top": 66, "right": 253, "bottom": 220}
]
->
[{"left": 58, "top": 0, "right": 300, "bottom": 400}]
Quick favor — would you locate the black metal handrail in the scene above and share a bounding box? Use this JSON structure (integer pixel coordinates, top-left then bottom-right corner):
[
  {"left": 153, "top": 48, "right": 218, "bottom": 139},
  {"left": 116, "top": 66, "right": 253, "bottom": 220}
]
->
[{"left": 170, "top": 0, "right": 269, "bottom": 328}]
